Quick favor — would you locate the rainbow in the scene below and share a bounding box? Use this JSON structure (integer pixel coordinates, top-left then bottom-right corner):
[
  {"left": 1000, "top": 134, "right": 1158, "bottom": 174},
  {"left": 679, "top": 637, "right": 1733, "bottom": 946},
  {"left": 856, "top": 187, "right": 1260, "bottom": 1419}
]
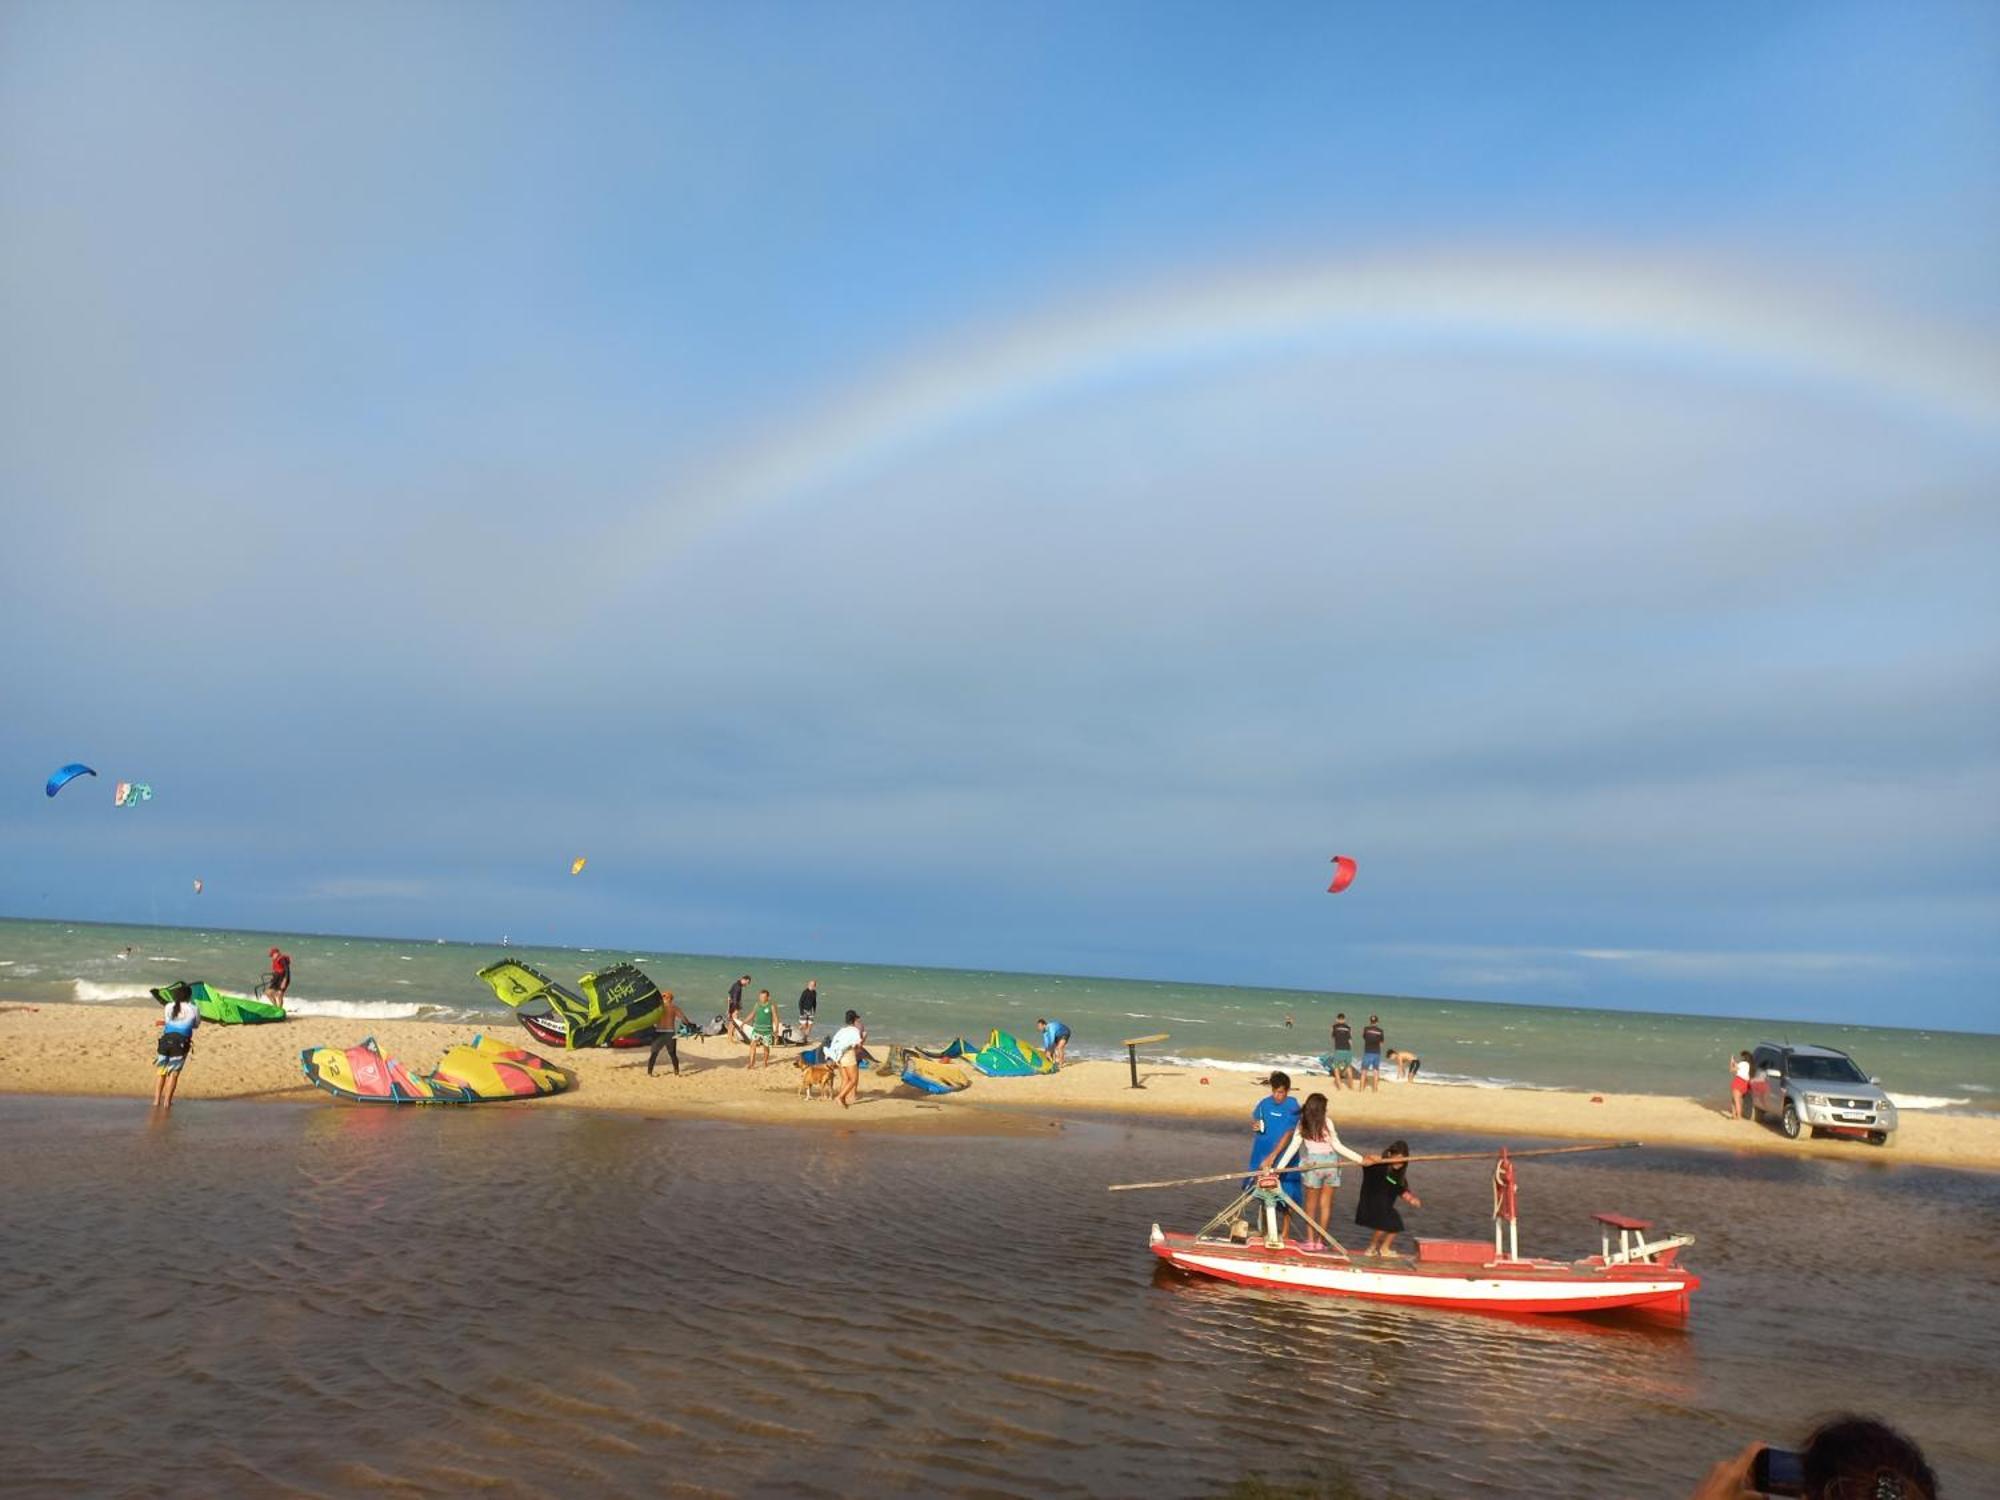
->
[{"left": 616, "top": 249, "right": 2000, "bottom": 571}]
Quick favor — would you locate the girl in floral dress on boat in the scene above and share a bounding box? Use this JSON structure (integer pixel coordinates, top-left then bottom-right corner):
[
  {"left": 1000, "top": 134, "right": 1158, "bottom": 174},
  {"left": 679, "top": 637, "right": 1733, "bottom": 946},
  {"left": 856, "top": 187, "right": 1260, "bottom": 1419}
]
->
[{"left": 1259, "top": 1092, "right": 1366, "bottom": 1253}]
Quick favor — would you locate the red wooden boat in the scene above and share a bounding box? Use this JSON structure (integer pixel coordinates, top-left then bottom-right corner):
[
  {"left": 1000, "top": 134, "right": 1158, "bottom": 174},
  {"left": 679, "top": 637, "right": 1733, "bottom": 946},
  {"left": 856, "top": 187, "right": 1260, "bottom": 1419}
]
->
[{"left": 1144, "top": 1147, "right": 1699, "bottom": 1317}]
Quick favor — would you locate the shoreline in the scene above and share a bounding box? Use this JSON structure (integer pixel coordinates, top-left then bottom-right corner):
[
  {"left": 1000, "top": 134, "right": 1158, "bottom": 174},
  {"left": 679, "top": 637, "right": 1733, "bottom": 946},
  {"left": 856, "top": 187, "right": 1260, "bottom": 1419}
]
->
[{"left": 6, "top": 1003, "right": 1998, "bottom": 1170}]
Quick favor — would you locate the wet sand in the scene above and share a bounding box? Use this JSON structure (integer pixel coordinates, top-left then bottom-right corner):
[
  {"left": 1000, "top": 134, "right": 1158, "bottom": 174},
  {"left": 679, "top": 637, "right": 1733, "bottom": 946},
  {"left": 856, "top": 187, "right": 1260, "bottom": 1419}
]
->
[{"left": 3, "top": 1002, "right": 1996, "bottom": 1169}]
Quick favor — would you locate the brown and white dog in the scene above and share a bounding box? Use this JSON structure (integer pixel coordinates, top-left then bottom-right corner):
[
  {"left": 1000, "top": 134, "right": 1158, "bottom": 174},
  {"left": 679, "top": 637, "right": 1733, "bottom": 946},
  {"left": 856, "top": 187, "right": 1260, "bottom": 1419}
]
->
[{"left": 796, "top": 1059, "right": 838, "bottom": 1100}]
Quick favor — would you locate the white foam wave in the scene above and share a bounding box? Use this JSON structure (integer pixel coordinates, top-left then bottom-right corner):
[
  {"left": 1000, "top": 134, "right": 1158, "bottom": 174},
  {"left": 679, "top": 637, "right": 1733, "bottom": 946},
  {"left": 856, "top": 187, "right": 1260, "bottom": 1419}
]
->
[
  {"left": 72, "top": 980, "right": 156, "bottom": 1003},
  {"left": 1886, "top": 1093, "right": 1971, "bottom": 1111},
  {"left": 285, "top": 997, "right": 441, "bottom": 1022}
]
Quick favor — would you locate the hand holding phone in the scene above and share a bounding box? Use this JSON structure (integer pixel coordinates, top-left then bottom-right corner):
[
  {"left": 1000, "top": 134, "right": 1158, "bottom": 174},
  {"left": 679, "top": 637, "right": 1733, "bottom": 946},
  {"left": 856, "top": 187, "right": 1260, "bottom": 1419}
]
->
[{"left": 1752, "top": 1447, "right": 1806, "bottom": 1497}]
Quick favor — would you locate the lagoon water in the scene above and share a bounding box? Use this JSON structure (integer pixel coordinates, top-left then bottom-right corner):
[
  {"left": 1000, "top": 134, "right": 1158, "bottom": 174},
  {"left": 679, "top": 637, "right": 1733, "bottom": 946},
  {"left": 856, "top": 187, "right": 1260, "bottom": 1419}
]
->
[
  {"left": 4, "top": 917, "right": 1994, "bottom": 1110},
  {"left": 2, "top": 1097, "right": 1996, "bottom": 1498}
]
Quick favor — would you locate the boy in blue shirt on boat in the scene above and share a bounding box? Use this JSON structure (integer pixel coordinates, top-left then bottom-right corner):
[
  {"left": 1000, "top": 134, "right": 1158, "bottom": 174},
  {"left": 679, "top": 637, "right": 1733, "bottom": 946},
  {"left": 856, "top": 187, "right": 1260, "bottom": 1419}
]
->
[{"left": 1247, "top": 1071, "right": 1302, "bottom": 1245}]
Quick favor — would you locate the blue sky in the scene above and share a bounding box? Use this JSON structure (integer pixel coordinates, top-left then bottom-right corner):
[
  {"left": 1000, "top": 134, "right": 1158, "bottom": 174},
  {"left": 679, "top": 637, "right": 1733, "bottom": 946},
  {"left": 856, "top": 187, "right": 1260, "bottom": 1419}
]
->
[{"left": 2, "top": 1, "right": 1995, "bottom": 1028}]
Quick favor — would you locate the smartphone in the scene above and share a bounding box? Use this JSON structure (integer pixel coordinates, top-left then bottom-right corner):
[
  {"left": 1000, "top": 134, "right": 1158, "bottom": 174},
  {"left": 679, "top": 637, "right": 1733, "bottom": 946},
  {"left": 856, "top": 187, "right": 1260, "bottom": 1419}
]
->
[{"left": 1752, "top": 1447, "right": 1806, "bottom": 1497}]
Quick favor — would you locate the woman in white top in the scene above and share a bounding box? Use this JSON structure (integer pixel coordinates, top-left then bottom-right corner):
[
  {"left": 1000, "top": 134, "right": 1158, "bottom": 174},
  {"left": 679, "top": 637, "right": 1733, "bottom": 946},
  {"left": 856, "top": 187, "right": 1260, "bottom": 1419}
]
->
[
  {"left": 825, "top": 1009, "right": 865, "bottom": 1109},
  {"left": 1260, "top": 1091, "right": 1367, "bottom": 1253}
]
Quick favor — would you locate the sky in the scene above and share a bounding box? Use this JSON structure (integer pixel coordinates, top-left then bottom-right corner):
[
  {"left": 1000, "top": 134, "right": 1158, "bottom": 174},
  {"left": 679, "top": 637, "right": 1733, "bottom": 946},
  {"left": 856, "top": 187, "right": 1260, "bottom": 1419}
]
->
[{"left": 2, "top": 1, "right": 1996, "bottom": 1029}]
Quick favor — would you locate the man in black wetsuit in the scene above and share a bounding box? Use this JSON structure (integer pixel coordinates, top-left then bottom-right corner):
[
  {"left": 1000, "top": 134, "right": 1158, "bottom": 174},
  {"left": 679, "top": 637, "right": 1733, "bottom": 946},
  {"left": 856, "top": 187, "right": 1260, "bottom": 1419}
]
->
[
  {"left": 798, "top": 978, "right": 819, "bottom": 1041},
  {"left": 727, "top": 974, "right": 749, "bottom": 1035}
]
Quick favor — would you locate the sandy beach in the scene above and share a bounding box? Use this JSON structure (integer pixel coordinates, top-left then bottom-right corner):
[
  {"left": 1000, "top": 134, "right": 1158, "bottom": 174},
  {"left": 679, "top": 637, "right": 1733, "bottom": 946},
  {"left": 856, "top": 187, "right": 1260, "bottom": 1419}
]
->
[{"left": 4, "top": 1001, "right": 1996, "bottom": 1169}]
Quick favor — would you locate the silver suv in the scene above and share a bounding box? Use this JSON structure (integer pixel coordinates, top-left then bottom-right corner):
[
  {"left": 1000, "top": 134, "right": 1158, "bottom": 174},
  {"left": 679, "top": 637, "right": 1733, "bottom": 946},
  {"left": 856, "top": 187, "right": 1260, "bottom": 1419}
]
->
[{"left": 1748, "top": 1042, "right": 1897, "bottom": 1147}]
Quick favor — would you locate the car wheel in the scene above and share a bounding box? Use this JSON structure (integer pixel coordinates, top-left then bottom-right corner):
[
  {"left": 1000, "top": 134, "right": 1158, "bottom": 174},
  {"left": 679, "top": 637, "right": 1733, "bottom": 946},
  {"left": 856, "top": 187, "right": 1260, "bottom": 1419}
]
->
[
  {"left": 1869, "top": 1131, "right": 1890, "bottom": 1147},
  {"left": 1781, "top": 1102, "right": 1803, "bottom": 1139}
]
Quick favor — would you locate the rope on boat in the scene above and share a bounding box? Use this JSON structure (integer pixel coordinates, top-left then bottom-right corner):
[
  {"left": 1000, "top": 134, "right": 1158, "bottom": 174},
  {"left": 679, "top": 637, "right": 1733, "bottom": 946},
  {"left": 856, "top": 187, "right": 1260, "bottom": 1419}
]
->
[{"left": 1108, "top": 1140, "right": 1641, "bottom": 1192}]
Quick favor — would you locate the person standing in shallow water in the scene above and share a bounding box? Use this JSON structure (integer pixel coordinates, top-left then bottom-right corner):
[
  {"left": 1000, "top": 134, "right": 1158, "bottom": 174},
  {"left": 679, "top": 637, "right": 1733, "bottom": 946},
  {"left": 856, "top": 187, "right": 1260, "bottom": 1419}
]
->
[{"left": 152, "top": 991, "right": 200, "bottom": 1108}]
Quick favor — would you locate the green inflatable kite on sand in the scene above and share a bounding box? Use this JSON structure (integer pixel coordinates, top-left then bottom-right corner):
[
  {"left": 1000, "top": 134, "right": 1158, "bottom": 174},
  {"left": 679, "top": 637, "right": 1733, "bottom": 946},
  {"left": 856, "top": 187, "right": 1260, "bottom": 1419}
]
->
[{"left": 151, "top": 979, "right": 287, "bottom": 1025}]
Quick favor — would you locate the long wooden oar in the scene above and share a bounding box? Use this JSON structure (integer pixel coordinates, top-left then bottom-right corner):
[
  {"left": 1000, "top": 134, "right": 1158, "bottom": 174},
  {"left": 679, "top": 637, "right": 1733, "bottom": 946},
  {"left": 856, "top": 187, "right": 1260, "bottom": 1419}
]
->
[{"left": 1107, "top": 1140, "right": 1640, "bottom": 1192}]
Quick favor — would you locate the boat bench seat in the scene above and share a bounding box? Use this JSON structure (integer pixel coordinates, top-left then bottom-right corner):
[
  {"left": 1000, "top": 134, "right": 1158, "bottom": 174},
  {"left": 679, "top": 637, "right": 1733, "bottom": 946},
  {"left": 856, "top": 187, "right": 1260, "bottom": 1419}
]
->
[
  {"left": 1414, "top": 1238, "right": 1493, "bottom": 1265},
  {"left": 1591, "top": 1212, "right": 1652, "bottom": 1231}
]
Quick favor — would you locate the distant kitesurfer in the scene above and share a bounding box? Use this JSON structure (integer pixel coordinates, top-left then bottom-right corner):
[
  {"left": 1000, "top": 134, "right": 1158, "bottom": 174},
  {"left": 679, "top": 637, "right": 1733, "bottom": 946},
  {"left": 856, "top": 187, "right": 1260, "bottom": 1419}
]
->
[
  {"left": 646, "top": 990, "right": 691, "bottom": 1077},
  {"left": 152, "top": 990, "right": 200, "bottom": 1109},
  {"left": 798, "top": 979, "right": 819, "bottom": 1041},
  {"left": 265, "top": 947, "right": 292, "bottom": 1008},
  {"left": 1036, "top": 1017, "right": 1071, "bottom": 1069},
  {"left": 827, "top": 1009, "right": 864, "bottom": 1108}
]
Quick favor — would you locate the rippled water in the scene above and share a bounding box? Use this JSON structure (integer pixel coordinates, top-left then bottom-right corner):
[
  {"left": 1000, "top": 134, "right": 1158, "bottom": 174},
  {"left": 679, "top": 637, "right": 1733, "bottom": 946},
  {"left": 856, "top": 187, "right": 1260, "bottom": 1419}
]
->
[{"left": 1, "top": 1097, "right": 1996, "bottom": 1498}]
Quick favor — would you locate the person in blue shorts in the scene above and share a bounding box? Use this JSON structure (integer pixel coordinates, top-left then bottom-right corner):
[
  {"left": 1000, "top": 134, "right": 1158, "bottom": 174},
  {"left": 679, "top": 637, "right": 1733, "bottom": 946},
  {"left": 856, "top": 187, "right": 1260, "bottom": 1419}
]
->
[
  {"left": 1360, "top": 1015, "right": 1385, "bottom": 1092},
  {"left": 1247, "top": 1071, "right": 1303, "bottom": 1244},
  {"left": 1035, "top": 1017, "right": 1072, "bottom": 1068},
  {"left": 152, "top": 989, "right": 201, "bottom": 1109}
]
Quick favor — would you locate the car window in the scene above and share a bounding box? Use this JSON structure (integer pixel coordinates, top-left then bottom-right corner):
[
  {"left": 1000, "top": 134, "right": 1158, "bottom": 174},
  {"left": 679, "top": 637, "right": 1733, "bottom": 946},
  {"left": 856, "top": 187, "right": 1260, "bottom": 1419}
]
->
[
  {"left": 1787, "top": 1055, "right": 1868, "bottom": 1083},
  {"left": 1754, "top": 1049, "right": 1779, "bottom": 1071}
]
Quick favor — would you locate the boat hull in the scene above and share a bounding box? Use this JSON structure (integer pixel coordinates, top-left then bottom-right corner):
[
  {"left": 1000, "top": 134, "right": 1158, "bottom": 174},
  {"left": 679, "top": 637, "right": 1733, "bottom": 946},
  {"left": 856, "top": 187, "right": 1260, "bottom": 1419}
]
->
[{"left": 1150, "top": 1231, "right": 1697, "bottom": 1316}]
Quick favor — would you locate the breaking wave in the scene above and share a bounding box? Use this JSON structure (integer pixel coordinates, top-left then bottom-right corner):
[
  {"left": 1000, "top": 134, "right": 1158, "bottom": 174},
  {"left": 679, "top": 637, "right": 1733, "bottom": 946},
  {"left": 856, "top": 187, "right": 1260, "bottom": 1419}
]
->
[
  {"left": 284, "top": 997, "right": 459, "bottom": 1023},
  {"left": 1885, "top": 1093, "right": 1971, "bottom": 1111},
  {"left": 72, "top": 980, "right": 156, "bottom": 1003}
]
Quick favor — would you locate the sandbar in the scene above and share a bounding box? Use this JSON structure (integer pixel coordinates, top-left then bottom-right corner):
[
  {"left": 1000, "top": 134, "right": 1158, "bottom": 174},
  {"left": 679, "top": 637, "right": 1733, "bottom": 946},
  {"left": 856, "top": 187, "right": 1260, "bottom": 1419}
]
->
[{"left": 3, "top": 1003, "right": 1995, "bottom": 1170}]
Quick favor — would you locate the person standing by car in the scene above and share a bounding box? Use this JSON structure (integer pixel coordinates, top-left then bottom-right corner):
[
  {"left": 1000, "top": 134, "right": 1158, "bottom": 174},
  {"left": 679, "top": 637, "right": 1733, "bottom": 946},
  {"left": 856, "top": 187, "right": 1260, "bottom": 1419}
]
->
[
  {"left": 151, "top": 990, "right": 201, "bottom": 1108},
  {"left": 1727, "top": 1051, "right": 1753, "bottom": 1120}
]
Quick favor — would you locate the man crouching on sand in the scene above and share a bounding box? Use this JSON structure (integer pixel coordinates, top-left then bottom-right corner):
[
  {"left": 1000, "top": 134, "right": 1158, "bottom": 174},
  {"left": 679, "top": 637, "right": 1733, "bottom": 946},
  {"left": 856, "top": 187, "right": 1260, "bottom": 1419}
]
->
[{"left": 152, "top": 990, "right": 200, "bottom": 1108}]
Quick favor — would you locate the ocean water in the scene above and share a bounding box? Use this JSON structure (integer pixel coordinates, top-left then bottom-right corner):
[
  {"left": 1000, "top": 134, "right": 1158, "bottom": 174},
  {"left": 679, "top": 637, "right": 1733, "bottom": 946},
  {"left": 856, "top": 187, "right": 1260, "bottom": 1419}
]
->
[
  {"left": 1, "top": 1097, "right": 1995, "bottom": 1498},
  {"left": 2, "top": 916, "right": 1994, "bottom": 1110}
]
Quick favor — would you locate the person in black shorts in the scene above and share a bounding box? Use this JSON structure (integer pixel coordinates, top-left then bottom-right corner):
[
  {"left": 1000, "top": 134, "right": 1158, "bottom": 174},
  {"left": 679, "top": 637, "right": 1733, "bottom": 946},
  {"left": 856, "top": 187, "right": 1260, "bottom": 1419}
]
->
[
  {"left": 797, "top": 979, "right": 819, "bottom": 1041},
  {"left": 647, "top": 991, "right": 691, "bottom": 1077}
]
